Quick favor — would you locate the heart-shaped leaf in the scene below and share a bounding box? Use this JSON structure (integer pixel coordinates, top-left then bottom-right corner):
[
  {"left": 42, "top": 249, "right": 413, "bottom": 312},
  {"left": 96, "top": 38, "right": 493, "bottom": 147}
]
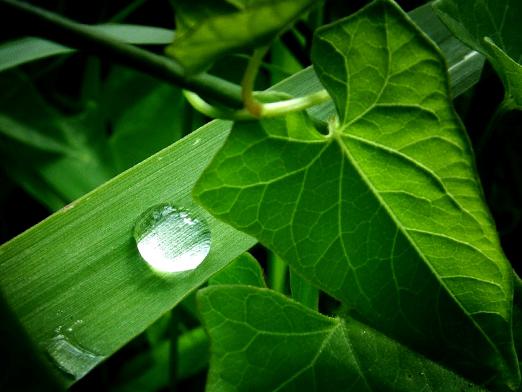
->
[
  {"left": 194, "top": 0, "right": 520, "bottom": 388},
  {"left": 199, "top": 285, "right": 485, "bottom": 391}
]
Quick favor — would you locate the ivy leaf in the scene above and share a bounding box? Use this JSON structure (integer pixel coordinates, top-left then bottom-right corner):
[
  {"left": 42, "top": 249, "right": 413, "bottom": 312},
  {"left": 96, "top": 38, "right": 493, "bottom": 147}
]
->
[
  {"left": 198, "top": 285, "right": 486, "bottom": 391},
  {"left": 194, "top": 0, "right": 520, "bottom": 388},
  {"left": 167, "top": 0, "right": 319, "bottom": 74},
  {"left": 434, "top": 0, "right": 522, "bottom": 108}
]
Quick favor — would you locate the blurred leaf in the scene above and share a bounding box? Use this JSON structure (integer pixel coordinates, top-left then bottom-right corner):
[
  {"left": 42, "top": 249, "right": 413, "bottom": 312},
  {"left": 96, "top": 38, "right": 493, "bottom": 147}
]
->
[
  {"left": 0, "top": 72, "right": 114, "bottom": 209},
  {"left": 102, "top": 67, "right": 186, "bottom": 171},
  {"left": 167, "top": 0, "right": 320, "bottom": 74},
  {"left": 0, "top": 73, "right": 73, "bottom": 154},
  {"left": 0, "top": 113, "right": 71, "bottom": 154},
  {"left": 198, "top": 285, "right": 485, "bottom": 391},
  {"left": 270, "top": 38, "right": 304, "bottom": 84},
  {"left": 209, "top": 253, "right": 266, "bottom": 287},
  {"left": 113, "top": 327, "right": 209, "bottom": 392},
  {"left": 434, "top": 0, "right": 522, "bottom": 107},
  {"left": 0, "top": 38, "right": 73, "bottom": 74},
  {"left": 93, "top": 24, "right": 174, "bottom": 45},
  {"left": 0, "top": 25, "right": 174, "bottom": 73},
  {"left": 194, "top": 1, "right": 519, "bottom": 388}
]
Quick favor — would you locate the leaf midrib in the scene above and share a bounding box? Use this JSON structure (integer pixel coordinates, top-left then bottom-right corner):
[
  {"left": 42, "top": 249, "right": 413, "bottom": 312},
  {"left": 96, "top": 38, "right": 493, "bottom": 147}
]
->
[
  {"left": 344, "top": 133, "right": 491, "bottom": 240},
  {"left": 331, "top": 129, "right": 507, "bottom": 371}
]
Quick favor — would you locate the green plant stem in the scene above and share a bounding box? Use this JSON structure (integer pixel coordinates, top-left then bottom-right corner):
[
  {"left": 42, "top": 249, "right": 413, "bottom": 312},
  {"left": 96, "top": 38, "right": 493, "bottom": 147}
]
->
[
  {"left": 169, "top": 309, "right": 180, "bottom": 392},
  {"left": 0, "top": 0, "right": 243, "bottom": 108},
  {"left": 241, "top": 46, "right": 269, "bottom": 117},
  {"left": 268, "top": 252, "right": 287, "bottom": 293},
  {"left": 259, "top": 89, "right": 330, "bottom": 116},
  {"left": 183, "top": 89, "right": 331, "bottom": 120},
  {"left": 290, "top": 270, "right": 318, "bottom": 310},
  {"left": 183, "top": 91, "right": 250, "bottom": 120}
]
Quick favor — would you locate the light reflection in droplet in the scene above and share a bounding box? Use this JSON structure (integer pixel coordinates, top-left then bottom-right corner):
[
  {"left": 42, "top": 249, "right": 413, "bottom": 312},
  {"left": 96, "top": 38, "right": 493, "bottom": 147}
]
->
[{"left": 133, "top": 204, "right": 211, "bottom": 273}]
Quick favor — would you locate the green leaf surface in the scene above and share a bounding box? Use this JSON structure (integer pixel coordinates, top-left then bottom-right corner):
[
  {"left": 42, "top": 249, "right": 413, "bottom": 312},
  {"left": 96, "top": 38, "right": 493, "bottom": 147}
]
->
[
  {"left": 198, "top": 285, "right": 485, "bottom": 391},
  {"left": 194, "top": 0, "right": 519, "bottom": 388},
  {"left": 0, "top": 25, "right": 174, "bottom": 73},
  {"left": 434, "top": 0, "right": 522, "bottom": 107},
  {"left": 167, "top": 0, "right": 319, "bottom": 74},
  {"left": 209, "top": 253, "right": 266, "bottom": 287},
  {"left": 0, "top": 119, "right": 255, "bottom": 387}
]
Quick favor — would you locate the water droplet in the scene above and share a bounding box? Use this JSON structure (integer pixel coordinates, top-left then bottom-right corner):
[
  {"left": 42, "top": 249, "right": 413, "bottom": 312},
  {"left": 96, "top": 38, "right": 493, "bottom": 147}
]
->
[
  {"left": 134, "top": 203, "right": 211, "bottom": 273},
  {"left": 46, "top": 331, "right": 103, "bottom": 380}
]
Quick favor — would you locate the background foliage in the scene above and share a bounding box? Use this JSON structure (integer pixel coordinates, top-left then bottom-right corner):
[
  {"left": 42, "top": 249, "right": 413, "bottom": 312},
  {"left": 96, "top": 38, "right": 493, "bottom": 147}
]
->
[{"left": 0, "top": 0, "right": 521, "bottom": 391}]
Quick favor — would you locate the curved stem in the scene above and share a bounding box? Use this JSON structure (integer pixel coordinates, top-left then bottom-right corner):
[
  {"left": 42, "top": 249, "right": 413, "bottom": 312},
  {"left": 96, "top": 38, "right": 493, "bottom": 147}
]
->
[
  {"left": 260, "top": 89, "right": 330, "bottom": 117},
  {"left": 241, "top": 46, "right": 269, "bottom": 117},
  {"left": 0, "top": 0, "right": 243, "bottom": 108},
  {"left": 184, "top": 89, "right": 331, "bottom": 121},
  {"left": 183, "top": 91, "right": 252, "bottom": 121}
]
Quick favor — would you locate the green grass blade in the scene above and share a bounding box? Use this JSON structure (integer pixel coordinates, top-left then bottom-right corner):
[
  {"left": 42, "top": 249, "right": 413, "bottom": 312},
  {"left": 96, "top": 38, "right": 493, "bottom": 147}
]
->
[
  {"left": 0, "top": 64, "right": 331, "bottom": 387},
  {"left": 0, "top": 120, "right": 254, "bottom": 386}
]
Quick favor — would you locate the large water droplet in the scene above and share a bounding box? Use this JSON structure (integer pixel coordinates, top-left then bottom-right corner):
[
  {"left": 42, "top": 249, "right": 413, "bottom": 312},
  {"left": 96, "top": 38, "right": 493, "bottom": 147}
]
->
[
  {"left": 134, "top": 203, "right": 211, "bottom": 273},
  {"left": 46, "top": 326, "right": 103, "bottom": 380}
]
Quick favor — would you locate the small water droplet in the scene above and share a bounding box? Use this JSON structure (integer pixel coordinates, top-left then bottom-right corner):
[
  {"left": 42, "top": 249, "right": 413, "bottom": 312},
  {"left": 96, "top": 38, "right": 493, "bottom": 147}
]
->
[
  {"left": 46, "top": 332, "right": 103, "bottom": 380},
  {"left": 134, "top": 203, "right": 211, "bottom": 273}
]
